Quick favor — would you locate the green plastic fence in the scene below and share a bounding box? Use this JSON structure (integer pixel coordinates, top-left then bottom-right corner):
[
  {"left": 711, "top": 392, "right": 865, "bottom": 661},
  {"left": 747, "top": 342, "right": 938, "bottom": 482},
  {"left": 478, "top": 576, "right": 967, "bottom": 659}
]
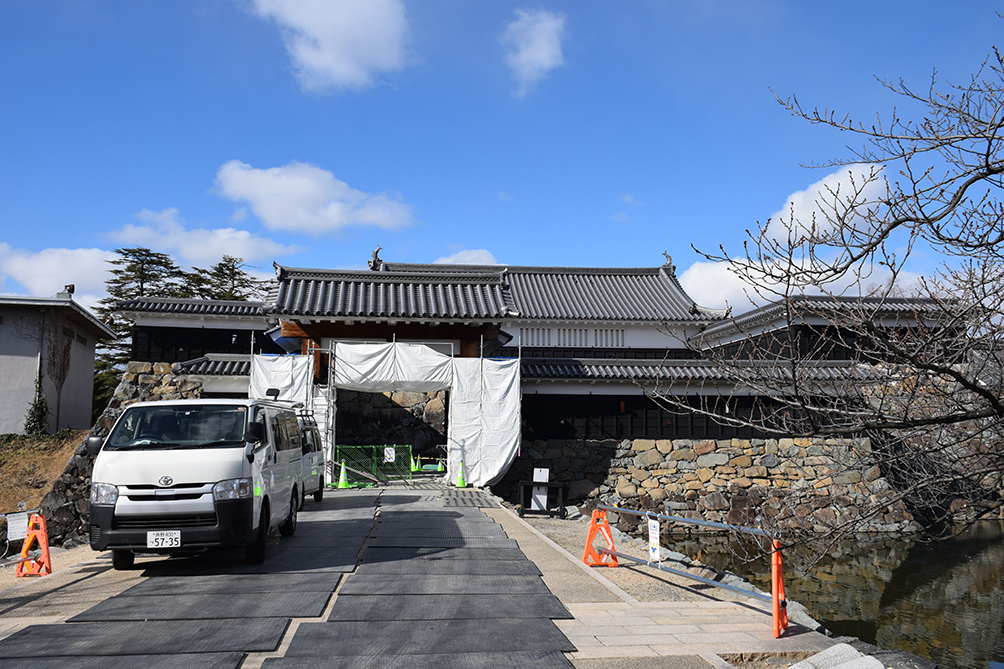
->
[{"left": 335, "top": 445, "right": 413, "bottom": 484}]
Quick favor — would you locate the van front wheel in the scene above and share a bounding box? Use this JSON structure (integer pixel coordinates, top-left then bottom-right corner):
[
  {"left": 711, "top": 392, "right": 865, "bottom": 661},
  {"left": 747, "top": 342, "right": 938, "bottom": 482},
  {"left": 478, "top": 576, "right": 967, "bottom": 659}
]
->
[
  {"left": 246, "top": 504, "right": 268, "bottom": 564},
  {"left": 111, "top": 550, "right": 134, "bottom": 570},
  {"left": 279, "top": 492, "right": 297, "bottom": 537}
]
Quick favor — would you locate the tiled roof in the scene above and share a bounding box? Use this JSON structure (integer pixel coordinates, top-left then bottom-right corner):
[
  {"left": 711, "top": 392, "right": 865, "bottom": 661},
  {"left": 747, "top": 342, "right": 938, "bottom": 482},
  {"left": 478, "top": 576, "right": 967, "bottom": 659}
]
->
[
  {"left": 0, "top": 295, "right": 115, "bottom": 338},
  {"left": 174, "top": 354, "right": 251, "bottom": 376},
  {"left": 698, "top": 295, "right": 947, "bottom": 341},
  {"left": 115, "top": 297, "right": 266, "bottom": 318},
  {"left": 520, "top": 357, "right": 886, "bottom": 382},
  {"left": 381, "top": 262, "right": 724, "bottom": 323},
  {"left": 269, "top": 265, "right": 518, "bottom": 322}
]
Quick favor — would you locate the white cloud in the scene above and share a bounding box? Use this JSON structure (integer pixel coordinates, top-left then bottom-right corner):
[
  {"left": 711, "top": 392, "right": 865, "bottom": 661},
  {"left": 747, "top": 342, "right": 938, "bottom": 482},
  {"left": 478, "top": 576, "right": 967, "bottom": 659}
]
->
[
  {"left": 679, "top": 260, "right": 759, "bottom": 312},
  {"left": 501, "top": 9, "right": 566, "bottom": 98},
  {"left": 497, "top": 191, "right": 515, "bottom": 203},
  {"left": 679, "top": 257, "right": 924, "bottom": 313},
  {"left": 110, "top": 208, "right": 299, "bottom": 266},
  {"left": 0, "top": 243, "right": 116, "bottom": 310},
  {"left": 250, "top": 0, "right": 409, "bottom": 92},
  {"left": 215, "top": 160, "right": 414, "bottom": 235},
  {"left": 612, "top": 193, "right": 641, "bottom": 222},
  {"left": 434, "top": 249, "right": 498, "bottom": 265},
  {"left": 767, "top": 165, "right": 886, "bottom": 242}
]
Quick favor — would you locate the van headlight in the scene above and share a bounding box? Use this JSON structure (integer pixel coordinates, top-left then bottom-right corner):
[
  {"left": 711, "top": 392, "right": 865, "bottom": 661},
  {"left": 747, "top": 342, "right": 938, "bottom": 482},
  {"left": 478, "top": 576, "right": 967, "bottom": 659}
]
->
[
  {"left": 90, "top": 483, "right": 119, "bottom": 506},
  {"left": 213, "top": 478, "right": 253, "bottom": 500}
]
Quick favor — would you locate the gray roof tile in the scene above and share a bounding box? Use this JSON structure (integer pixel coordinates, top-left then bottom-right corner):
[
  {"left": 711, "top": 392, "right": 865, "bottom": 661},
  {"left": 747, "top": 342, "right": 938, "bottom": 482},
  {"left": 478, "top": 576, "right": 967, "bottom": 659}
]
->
[
  {"left": 381, "top": 262, "right": 724, "bottom": 322},
  {"left": 520, "top": 357, "right": 885, "bottom": 382},
  {"left": 115, "top": 297, "right": 266, "bottom": 318},
  {"left": 270, "top": 265, "right": 518, "bottom": 322},
  {"left": 699, "top": 295, "right": 947, "bottom": 340},
  {"left": 174, "top": 353, "right": 251, "bottom": 376}
]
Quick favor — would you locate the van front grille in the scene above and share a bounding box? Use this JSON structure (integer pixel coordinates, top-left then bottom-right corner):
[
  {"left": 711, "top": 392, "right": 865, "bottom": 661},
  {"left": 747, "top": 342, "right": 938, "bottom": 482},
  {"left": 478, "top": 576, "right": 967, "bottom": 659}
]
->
[{"left": 114, "top": 514, "right": 217, "bottom": 530}]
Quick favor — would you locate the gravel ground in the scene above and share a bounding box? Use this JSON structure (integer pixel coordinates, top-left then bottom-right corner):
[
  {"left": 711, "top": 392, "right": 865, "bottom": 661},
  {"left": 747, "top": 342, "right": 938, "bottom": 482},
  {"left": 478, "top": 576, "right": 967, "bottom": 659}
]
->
[
  {"left": 520, "top": 510, "right": 773, "bottom": 607},
  {"left": 0, "top": 543, "right": 97, "bottom": 591}
]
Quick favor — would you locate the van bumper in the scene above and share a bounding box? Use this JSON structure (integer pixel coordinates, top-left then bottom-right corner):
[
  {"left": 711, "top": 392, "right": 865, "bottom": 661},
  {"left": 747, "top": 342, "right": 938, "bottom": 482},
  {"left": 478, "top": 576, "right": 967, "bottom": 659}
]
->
[{"left": 89, "top": 499, "right": 255, "bottom": 552}]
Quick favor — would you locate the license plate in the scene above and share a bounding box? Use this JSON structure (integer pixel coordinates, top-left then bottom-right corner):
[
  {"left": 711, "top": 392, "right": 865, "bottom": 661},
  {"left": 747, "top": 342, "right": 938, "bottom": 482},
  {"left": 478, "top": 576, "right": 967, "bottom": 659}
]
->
[{"left": 147, "top": 530, "right": 181, "bottom": 548}]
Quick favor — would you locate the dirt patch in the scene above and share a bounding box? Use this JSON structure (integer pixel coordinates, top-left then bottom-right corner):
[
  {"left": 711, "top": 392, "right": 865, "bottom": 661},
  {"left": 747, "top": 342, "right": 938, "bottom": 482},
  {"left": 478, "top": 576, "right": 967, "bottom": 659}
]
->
[{"left": 0, "top": 430, "right": 86, "bottom": 518}]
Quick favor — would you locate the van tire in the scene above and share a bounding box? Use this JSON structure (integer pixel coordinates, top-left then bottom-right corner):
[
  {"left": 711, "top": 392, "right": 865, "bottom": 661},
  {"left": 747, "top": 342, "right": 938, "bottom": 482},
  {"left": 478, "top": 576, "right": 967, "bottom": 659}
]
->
[
  {"left": 111, "top": 550, "right": 134, "bottom": 570},
  {"left": 279, "top": 491, "right": 297, "bottom": 537},
  {"left": 246, "top": 503, "right": 268, "bottom": 564},
  {"left": 313, "top": 476, "right": 324, "bottom": 503}
]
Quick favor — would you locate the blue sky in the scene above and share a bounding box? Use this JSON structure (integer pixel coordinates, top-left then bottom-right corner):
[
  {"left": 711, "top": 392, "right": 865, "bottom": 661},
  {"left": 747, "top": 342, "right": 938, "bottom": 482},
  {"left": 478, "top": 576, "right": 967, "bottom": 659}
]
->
[{"left": 0, "top": 1, "right": 999, "bottom": 311}]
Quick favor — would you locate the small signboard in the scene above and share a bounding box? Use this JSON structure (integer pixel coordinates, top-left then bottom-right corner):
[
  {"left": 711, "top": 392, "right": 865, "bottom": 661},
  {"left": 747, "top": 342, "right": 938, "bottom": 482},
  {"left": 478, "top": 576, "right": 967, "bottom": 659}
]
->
[
  {"left": 648, "top": 517, "right": 660, "bottom": 563},
  {"left": 530, "top": 468, "right": 550, "bottom": 511},
  {"left": 7, "top": 512, "right": 28, "bottom": 541},
  {"left": 383, "top": 447, "right": 396, "bottom": 463}
]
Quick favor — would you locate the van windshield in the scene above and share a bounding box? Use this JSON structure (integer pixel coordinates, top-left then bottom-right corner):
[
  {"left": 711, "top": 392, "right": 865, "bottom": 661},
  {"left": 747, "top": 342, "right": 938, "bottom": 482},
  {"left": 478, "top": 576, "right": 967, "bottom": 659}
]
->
[{"left": 106, "top": 405, "right": 248, "bottom": 450}]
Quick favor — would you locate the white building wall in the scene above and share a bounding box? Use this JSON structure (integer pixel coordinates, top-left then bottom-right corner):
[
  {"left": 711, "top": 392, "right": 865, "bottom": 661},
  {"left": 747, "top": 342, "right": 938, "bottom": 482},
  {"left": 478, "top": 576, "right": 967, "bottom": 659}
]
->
[
  {"left": 506, "top": 321, "right": 700, "bottom": 350},
  {"left": 0, "top": 309, "right": 43, "bottom": 434},
  {"left": 1, "top": 304, "right": 105, "bottom": 434},
  {"left": 48, "top": 329, "right": 99, "bottom": 431}
]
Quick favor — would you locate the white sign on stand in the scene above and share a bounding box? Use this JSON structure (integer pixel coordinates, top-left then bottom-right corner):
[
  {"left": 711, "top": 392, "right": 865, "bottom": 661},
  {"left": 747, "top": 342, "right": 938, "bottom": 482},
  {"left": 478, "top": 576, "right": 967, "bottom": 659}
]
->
[
  {"left": 648, "top": 517, "right": 660, "bottom": 563},
  {"left": 7, "top": 512, "right": 28, "bottom": 541},
  {"left": 383, "top": 447, "right": 396, "bottom": 463},
  {"left": 531, "top": 468, "right": 549, "bottom": 511}
]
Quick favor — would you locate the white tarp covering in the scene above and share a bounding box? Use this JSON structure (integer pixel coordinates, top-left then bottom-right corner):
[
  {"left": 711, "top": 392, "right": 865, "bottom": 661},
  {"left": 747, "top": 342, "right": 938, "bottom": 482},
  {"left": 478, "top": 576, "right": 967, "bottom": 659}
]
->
[
  {"left": 331, "top": 342, "right": 520, "bottom": 487},
  {"left": 446, "top": 357, "right": 521, "bottom": 487},
  {"left": 249, "top": 354, "right": 313, "bottom": 404},
  {"left": 333, "top": 342, "right": 453, "bottom": 392}
]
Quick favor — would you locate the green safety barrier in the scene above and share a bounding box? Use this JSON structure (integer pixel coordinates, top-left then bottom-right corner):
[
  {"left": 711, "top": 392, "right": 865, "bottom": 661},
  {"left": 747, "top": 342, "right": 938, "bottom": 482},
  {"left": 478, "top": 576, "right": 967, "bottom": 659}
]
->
[{"left": 335, "top": 445, "right": 413, "bottom": 485}]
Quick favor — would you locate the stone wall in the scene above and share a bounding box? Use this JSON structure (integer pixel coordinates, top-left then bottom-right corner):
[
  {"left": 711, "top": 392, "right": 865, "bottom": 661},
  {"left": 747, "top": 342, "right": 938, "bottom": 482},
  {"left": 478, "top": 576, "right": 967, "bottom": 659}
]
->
[
  {"left": 492, "top": 436, "right": 923, "bottom": 536},
  {"left": 335, "top": 390, "right": 447, "bottom": 456},
  {"left": 39, "top": 362, "right": 202, "bottom": 547}
]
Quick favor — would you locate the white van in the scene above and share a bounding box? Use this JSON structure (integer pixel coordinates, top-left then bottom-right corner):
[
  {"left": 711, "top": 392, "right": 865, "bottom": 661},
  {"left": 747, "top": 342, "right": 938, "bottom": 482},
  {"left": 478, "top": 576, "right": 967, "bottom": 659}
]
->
[
  {"left": 87, "top": 398, "right": 303, "bottom": 569},
  {"left": 298, "top": 414, "right": 325, "bottom": 505}
]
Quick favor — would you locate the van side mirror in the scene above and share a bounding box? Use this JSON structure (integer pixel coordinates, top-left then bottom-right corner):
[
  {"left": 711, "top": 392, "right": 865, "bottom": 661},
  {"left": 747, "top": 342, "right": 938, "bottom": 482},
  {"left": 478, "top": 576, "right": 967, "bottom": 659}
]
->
[
  {"left": 244, "top": 422, "right": 265, "bottom": 444},
  {"left": 85, "top": 435, "right": 104, "bottom": 457},
  {"left": 245, "top": 443, "right": 255, "bottom": 464}
]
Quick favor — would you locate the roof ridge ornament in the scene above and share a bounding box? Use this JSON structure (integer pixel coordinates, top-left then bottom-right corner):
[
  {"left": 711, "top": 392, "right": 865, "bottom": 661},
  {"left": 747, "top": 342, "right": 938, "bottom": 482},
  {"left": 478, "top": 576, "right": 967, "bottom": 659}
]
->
[
  {"left": 662, "top": 251, "right": 675, "bottom": 275},
  {"left": 368, "top": 245, "right": 383, "bottom": 271}
]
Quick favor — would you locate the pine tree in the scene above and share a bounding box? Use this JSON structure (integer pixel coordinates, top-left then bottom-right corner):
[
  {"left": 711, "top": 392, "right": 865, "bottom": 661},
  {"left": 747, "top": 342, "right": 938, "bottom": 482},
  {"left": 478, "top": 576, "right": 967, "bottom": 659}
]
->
[
  {"left": 185, "top": 255, "right": 268, "bottom": 301},
  {"left": 91, "top": 248, "right": 187, "bottom": 420}
]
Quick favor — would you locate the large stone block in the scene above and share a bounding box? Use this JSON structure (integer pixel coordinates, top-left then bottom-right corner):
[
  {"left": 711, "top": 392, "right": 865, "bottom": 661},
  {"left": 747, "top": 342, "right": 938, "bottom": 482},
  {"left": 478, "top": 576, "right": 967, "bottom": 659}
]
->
[
  {"left": 632, "top": 439, "right": 657, "bottom": 452},
  {"left": 629, "top": 466, "right": 650, "bottom": 481},
  {"left": 615, "top": 479, "right": 638, "bottom": 499},
  {"left": 671, "top": 449, "right": 696, "bottom": 462},
  {"left": 126, "top": 361, "right": 153, "bottom": 374},
  {"left": 696, "top": 453, "right": 729, "bottom": 468},
  {"left": 647, "top": 488, "right": 668, "bottom": 502},
  {"left": 699, "top": 491, "right": 730, "bottom": 511},
  {"left": 424, "top": 397, "right": 446, "bottom": 429},
  {"left": 694, "top": 440, "right": 717, "bottom": 456},
  {"left": 391, "top": 391, "right": 428, "bottom": 407},
  {"left": 656, "top": 440, "right": 674, "bottom": 454},
  {"left": 730, "top": 455, "right": 752, "bottom": 468},
  {"left": 568, "top": 479, "right": 599, "bottom": 499},
  {"left": 633, "top": 449, "right": 665, "bottom": 468}
]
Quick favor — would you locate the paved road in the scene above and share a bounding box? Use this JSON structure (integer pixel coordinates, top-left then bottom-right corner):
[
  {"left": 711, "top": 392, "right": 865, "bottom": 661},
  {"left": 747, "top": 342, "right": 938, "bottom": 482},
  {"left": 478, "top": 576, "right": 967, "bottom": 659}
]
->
[{"left": 0, "top": 483, "right": 835, "bottom": 668}]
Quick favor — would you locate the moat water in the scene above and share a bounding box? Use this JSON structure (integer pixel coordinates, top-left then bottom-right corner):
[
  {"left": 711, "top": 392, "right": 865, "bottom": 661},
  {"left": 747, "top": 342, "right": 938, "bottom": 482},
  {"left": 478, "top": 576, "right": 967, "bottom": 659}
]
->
[{"left": 667, "top": 521, "right": 1004, "bottom": 669}]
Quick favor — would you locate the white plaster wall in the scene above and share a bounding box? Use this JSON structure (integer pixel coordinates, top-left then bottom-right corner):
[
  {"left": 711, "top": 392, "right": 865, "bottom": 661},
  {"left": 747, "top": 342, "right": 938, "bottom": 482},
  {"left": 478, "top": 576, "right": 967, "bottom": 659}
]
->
[
  {"left": 46, "top": 334, "right": 98, "bottom": 430},
  {"left": 504, "top": 320, "right": 700, "bottom": 350},
  {"left": 0, "top": 313, "right": 42, "bottom": 434}
]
